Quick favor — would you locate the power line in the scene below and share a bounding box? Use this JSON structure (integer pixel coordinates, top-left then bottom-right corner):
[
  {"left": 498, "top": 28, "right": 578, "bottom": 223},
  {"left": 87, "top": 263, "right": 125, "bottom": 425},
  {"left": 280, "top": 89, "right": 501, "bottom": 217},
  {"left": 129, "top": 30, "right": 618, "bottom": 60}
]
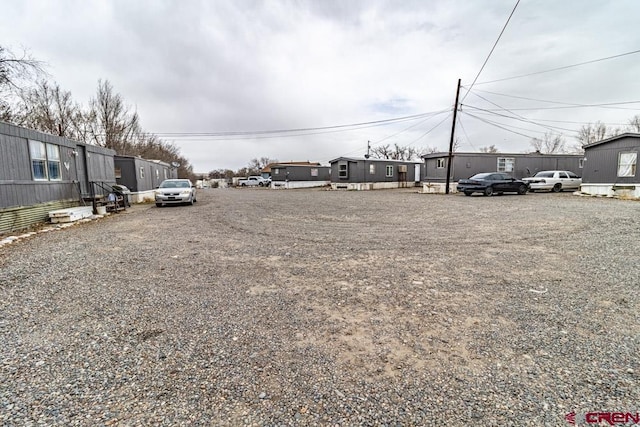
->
[
  {"left": 464, "top": 100, "right": 640, "bottom": 112},
  {"left": 465, "top": 87, "right": 640, "bottom": 112},
  {"left": 475, "top": 48, "right": 640, "bottom": 85},
  {"left": 460, "top": 0, "right": 520, "bottom": 103},
  {"left": 456, "top": 116, "right": 477, "bottom": 150},
  {"left": 462, "top": 90, "right": 577, "bottom": 134},
  {"left": 148, "top": 111, "right": 445, "bottom": 138},
  {"left": 463, "top": 111, "right": 537, "bottom": 139}
]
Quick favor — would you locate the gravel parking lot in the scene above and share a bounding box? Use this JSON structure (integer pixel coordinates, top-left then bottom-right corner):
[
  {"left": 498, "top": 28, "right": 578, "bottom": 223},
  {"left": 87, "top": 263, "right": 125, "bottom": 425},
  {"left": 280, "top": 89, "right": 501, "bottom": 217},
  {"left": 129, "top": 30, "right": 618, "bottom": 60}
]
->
[{"left": 1, "top": 188, "right": 639, "bottom": 426}]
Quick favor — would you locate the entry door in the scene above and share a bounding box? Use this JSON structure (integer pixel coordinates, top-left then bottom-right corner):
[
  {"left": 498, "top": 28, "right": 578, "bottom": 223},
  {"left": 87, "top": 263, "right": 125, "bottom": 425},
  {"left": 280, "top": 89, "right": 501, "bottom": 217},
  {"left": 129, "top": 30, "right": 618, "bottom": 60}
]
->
[
  {"left": 75, "top": 145, "right": 89, "bottom": 196},
  {"left": 414, "top": 164, "right": 420, "bottom": 183}
]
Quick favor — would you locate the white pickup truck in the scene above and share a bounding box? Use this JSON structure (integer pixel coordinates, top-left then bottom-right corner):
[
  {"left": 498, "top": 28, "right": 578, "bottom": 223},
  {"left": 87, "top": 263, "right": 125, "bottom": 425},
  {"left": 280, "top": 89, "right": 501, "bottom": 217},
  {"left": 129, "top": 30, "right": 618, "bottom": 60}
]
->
[{"left": 238, "top": 176, "right": 270, "bottom": 187}]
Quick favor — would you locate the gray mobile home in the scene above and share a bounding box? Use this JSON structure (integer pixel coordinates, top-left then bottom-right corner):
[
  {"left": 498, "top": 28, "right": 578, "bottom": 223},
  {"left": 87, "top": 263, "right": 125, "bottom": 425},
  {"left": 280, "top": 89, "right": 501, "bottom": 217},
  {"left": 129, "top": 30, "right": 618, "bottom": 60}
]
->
[
  {"left": 421, "top": 152, "right": 584, "bottom": 193},
  {"left": 580, "top": 133, "right": 640, "bottom": 199},
  {"left": 0, "top": 121, "right": 116, "bottom": 234},
  {"left": 329, "top": 157, "right": 422, "bottom": 190},
  {"left": 271, "top": 164, "right": 330, "bottom": 189},
  {"left": 115, "top": 155, "right": 177, "bottom": 202}
]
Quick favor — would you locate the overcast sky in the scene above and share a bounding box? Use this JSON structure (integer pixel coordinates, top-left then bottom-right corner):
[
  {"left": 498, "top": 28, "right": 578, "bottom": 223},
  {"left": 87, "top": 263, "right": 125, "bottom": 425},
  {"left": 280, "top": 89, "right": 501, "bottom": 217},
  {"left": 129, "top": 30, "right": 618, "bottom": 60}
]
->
[{"left": 2, "top": 0, "right": 640, "bottom": 172}]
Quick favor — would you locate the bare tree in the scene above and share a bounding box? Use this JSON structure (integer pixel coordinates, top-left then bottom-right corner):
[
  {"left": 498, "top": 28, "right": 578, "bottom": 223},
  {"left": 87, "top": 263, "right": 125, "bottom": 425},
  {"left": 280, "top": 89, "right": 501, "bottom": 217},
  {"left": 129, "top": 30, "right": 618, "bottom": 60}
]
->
[
  {"left": 0, "top": 46, "right": 46, "bottom": 91},
  {"left": 248, "top": 157, "right": 277, "bottom": 172},
  {"left": 627, "top": 115, "right": 640, "bottom": 133},
  {"left": 479, "top": 145, "right": 499, "bottom": 153},
  {"left": 576, "top": 122, "right": 607, "bottom": 147},
  {"left": 16, "top": 80, "right": 80, "bottom": 138},
  {"left": 87, "top": 79, "right": 141, "bottom": 153},
  {"left": 370, "top": 143, "right": 425, "bottom": 161},
  {"left": 530, "top": 132, "right": 566, "bottom": 154}
]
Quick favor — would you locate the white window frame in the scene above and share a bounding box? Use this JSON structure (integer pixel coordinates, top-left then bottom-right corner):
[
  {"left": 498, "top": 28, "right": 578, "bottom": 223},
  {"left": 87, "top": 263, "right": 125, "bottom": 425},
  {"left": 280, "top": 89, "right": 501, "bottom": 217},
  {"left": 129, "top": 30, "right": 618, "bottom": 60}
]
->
[
  {"left": 497, "top": 157, "right": 515, "bottom": 173},
  {"left": 140, "top": 166, "right": 145, "bottom": 179},
  {"left": 369, "top": 164, "right": 375, "bottom": 175},
  {"left": 338, "top": 163, "right": 348, "bottom": 178},
  {"left": 436, "top": 158, "right": 445, "bottom": 169},
  {"left": 579, "top": 158, "right": 585, "bottom": 168},
  {"left": 310, "top": 168, "right": 318, "bottom": 177},
  {"left": 274, "top": 168, "right": 280, "bottom": 175},
  {"left": 29, "top": 140, "right": 62, "bottom": 181},
  {"left": 386, "top": 165, "right": 393, "bottom": 177},
  {"left": 617, "top": 152, "right": 637, "bottom": 177}
]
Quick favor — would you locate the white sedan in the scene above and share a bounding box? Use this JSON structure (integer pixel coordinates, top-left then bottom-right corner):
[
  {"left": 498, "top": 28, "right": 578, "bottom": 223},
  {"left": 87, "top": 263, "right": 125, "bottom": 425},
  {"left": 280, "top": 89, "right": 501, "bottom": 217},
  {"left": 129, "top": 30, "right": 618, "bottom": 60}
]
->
[{"left": 522, "top": 170, "right": 582, "bottom": 192}]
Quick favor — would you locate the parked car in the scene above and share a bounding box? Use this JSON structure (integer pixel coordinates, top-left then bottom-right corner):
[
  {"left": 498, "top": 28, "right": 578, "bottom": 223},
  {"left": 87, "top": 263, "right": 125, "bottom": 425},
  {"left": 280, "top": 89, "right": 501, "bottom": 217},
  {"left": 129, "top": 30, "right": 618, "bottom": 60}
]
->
[
  {"left": 238, "top": 176, "right": 269, "bottom": 187},
  {"left": 457, "top": 173, "right": 529, "bottom": 196},
  {"left": 155, "top": 179, "right": 197, "bottom": 207},
  {"left": 521, "top": 170, "right": 582, "bottom": 192}
]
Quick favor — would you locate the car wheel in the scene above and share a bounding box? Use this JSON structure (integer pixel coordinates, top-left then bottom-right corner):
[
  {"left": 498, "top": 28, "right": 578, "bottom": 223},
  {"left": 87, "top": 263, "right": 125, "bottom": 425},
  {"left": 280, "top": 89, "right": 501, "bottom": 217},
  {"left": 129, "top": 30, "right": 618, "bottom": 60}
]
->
[
  {"left": 156, "top": 203, "right": 162, "bottom": 207},
  {"left": 464, "top": 191, "right": 473, "bottom": 196},
  {"left": 552, "top": 183, "right": 562, "bottom": 192},
  {"left": 517, "top": 184, "right": 528, "bottom": 195},
  {"left": 484, "top": 186, "right": 494, "bottom": 196},
  {"left": 189, "top": 196, "right": 194, "bottom": 205}
]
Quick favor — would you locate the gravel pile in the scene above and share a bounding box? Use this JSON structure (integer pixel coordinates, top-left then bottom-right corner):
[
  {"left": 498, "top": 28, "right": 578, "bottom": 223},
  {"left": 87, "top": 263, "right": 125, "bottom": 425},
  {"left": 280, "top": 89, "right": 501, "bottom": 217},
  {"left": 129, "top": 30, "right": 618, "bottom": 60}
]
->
[{"left": 1, "top": 189, "right": 639, "bottom": 425}]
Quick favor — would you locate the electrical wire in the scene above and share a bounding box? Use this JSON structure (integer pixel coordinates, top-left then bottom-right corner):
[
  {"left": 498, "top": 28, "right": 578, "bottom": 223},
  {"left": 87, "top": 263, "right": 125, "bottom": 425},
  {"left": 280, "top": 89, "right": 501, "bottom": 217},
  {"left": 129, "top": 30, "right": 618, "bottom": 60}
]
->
[
  {"left": 463, "top": 111, "right": 537, "bottom": 139},
  {"left": 460, "top": 0, "right": 520, "bottom": 103},
  {"left": 456, "top": 116, "right": 477, "bottom": 150},
  {"left": 147, "top": 111, "right": 446, "bottom": 138},
  {"left": 475, "top": 48, "right": 640, "bottom": 85},
  {"left": 462, "top": 90, "right": 578, "bottom": 134},
  {"left": 465, "top": 87, "right": 640, "bottom": 112}
]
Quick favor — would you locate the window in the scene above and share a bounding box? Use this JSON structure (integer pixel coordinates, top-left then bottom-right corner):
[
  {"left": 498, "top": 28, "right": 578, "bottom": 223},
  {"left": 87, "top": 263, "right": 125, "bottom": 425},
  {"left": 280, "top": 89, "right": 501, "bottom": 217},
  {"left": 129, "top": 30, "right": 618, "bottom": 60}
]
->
[
  {"left": 369, "top": 164, "right": 375, "bottom": 174},
  {"left": 338, "top": 163, "right": 348, "bottom": 178},
  {"left": 386, "top": 165, "right": 393, "bottom": 177},
  {"left": 567, "top": 171, "right": 579, "bottom": 178},
  {"left": 618, "top": 152, "right": 637, "bottom": 177},
  {"left": 115, "top": 167, "right": 122, "bottom": 178},
  {"left": 310, "top": 168, "right": 318, "bottom": 177},
  {"left": 46, "top": 144, "right": 61, "bottom": 180},
  {"left": 274, "top": 168, "right": 280, "bottom": 175},
  {"left": 29, "top": 140, "right": 61, "bottom": 181},
  {"left": 579, "top": 158, "right": 585, "bottom": 168},
  {"left": 164, "top": 168, "right": 168, "bottom": 179},
  {"left": 155, "top": 168, "right": 159, "bottom": 180},
  {"left": 436, "top": 158, "right": 446, "bottom": 169},
  {"left": 140, "top": 167, "right": 145, "bottom": 178},
  {"left": 497, "top": 157, "right": 515, "bottom": 172}
]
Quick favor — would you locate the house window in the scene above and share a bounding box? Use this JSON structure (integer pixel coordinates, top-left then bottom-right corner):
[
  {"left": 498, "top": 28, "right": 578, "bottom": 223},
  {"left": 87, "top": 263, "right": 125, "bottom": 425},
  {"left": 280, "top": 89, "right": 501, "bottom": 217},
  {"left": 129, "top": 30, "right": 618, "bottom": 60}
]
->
[
  {"left": 155, "top": 169, "right": 159, "bottom": 180},
  {"left": 140, "top": 167, "right": 145, "bottom": 178},
  {"left": 310, "top": 168, "right": 318, "bottom": 177},
  {"left": 164, "top": 168, "right": 168, "bottom": 179},
  {"left": 497, "top": 157, "right": 515, "bottom": 172},
  {"left": 386, "top": 165, "right": 393, "bottom": 177},
  {"left": 579, "top": 158, "right": 585, "bottom": 169},
  {"left": 29, "top": 140, "right": 61, "bottom": 181},
  {"left": 436, "top": 158, "right": 445, "bottom": 169},
  {"left": 369, "top": 164, "right": 375, "bottom": 174},
  {"left": 618, "top": 152, "right": 637, "bottom": 177},
  {"left": 115, "top": 167, "right": 122, "bottom": 178},
  {"left": 274, "top": 168, "right": 280, "bottom": 175},
  {"left": 338, "top": 163, "right": 348, "bottom": 178}
]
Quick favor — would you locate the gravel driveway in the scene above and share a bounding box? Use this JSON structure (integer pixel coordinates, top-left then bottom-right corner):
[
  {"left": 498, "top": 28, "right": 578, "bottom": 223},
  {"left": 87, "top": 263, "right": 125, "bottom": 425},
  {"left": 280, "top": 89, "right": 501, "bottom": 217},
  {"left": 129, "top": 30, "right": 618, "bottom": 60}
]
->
[{"left": 1, "top": 188, "right": 639, "bottom": 426}]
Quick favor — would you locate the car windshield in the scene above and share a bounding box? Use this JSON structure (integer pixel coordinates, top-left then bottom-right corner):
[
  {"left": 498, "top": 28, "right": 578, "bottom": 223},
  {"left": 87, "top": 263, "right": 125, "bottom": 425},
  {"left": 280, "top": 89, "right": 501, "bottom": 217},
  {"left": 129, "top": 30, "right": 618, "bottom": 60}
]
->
[
  {"left": 160, "top": 181, "right": 190, "bottom": 188},
  {"left": 469, "top": 173, "right": 492, "bottom": 179}
]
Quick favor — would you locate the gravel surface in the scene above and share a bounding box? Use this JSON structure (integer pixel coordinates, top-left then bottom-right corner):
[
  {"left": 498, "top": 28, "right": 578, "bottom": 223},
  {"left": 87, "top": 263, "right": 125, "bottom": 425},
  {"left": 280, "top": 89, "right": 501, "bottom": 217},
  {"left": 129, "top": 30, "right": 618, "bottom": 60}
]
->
[{"left": 1, "top": 188, "right": 639, "bottom": 426}]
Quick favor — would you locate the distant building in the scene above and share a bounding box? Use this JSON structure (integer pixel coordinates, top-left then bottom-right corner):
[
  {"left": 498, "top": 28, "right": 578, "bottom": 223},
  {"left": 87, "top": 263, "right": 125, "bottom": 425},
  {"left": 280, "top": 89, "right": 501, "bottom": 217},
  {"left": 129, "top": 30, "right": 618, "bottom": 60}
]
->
[
  {"left": 271, "top": 163, "right": 330, "bottom": 189},
  {"left": 262, "top": 161, "right": 321, "bottom": 180},
  {"left": 114, "top": 155, "right": 178, "bottom": 203},
  {"left": 421, "top": 152, "right": 584, "bottom": 193},
  {"left": 580, "top": 133, "right": 640, "bottom": 199},
  {"left": 329, "top": 157, "right": 422, "bottom": 190}
]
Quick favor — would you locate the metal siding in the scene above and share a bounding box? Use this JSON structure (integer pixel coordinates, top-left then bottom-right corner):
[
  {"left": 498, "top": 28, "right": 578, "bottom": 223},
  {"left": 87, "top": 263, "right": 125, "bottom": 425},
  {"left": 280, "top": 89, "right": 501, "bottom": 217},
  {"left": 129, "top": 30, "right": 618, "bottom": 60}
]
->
[
  {"left": 583, "top": 137, "right": 640, "bottom": 184},
  {"left": 0, "top": 199, "right": 79, "bottom": 234}
]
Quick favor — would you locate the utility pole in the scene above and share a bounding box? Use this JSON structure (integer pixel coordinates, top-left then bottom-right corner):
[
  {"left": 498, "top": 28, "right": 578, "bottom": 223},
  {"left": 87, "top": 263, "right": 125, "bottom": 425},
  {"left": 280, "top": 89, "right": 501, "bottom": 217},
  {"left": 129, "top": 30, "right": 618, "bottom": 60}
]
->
[{"left": 445, "top": 78, "right": 461, "bottom": 194}]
